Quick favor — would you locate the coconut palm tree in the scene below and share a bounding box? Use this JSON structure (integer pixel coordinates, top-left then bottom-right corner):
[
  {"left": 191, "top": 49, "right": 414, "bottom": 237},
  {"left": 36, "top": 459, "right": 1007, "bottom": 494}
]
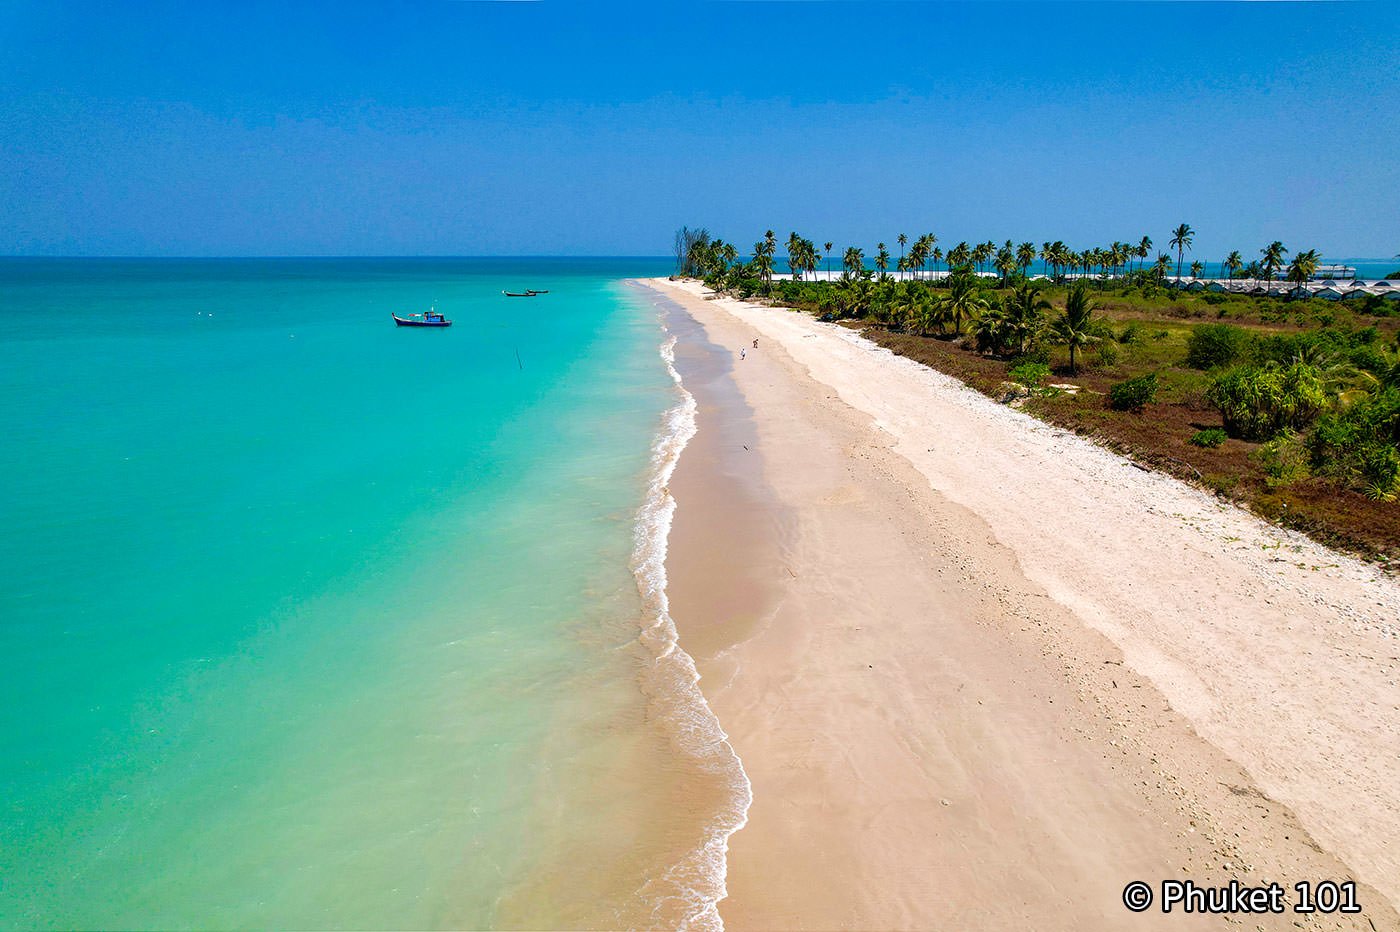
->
[
  {"left": 843, "top": 246, "right": 865, "bottom": 280},
  {"left": 1138, "top": 236, "right": 1153, "bottom": 274},
  {"left": 1052, "top": 285, "right": 1101, "bottom": 375},
  {"left": 876, "top": 242, "right": 890, "bottom": 280},
  {"left": 1017, "top": 242, "right": 1037, "bottom": 277},
  {"left": 1003, "top": 282, "right": 1052, "bottom": 356},
  {"left": 907, "top": 294, "right": 938, "bottom": 337},
  {"left": 907, "top": 236, "right": 927, "bottom": 281},
  {"left": 940, "top": 269, "right": 988, "bottom": 335},
  {"left": 994, "top": 242, "right": 1016, "bottom": 286},
  {"left": 787, "top": 232, "right": 802, "bottom": 280},
  {"left": 1261, "top": 241, "right": 1288, "bottom": 288},
  {"left": 1169, "top": 223, "right": 1194, "bottom": 283},
  {"left": 1223, "top": 250, "right": 1243, "bottom": 280},
  {"left": 897, "top": 233, "right": 908, "bottom": 281},
  {"left": 1190, "top": 260, "right": 1204, "bottom": 279},
  {"left": 924, "top": 233, "right": 939, "bottom": 274},
  {"left": 752, "top": 241, "right": 773, "bottom": 287},
  {"left": 970, "top": 241, "right": 993, "bottom": 276},
  {"left": 949, "top": 241, "right": 971, "bottom": 272},
  {"left": 823, "top": 241, "right": 833, "bottom": 280},
  {"left": 1287, "top": 249, "right": 1320, "bottom": 288},
  {"left": 1153, "top": 253, "right": 1172, "bottom": 283}
]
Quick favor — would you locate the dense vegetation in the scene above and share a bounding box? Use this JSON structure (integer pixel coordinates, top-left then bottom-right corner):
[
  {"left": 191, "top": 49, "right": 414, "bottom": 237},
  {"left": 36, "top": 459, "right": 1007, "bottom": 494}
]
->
[{"left": 681, "top": 228, "right": 1400, "bottom": 562}]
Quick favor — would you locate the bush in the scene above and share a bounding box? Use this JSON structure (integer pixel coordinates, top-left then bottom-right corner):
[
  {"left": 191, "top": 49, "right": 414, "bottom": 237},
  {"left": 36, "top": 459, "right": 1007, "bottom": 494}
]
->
[
  {"left": 1189, "top": 428, "right": 1227, "bottom": 448},
  {"left": 1306, "top": 387, "right": 1400, "bottom": 501},
  {"left": 1118, "top": 322, "right": 1142, "bottom": 344},
  {"left": 1254, "top": 432, "right": 1310, "bottom": 487},
  {"left": 1108, "top": 372, "right": 1159, "bottom": 412},
  {"left": 1186, "top": 323, "right": 1252, "bottom": 370},
  {"left": 1009, "top": 361, "right": 1051, "bottom": 389},
  {"left": 1206, "top": 362, "right": 1327, "bottom": 441},
  {"left": 1094, "top": 341, "right": 1120, "bottom": 368}
]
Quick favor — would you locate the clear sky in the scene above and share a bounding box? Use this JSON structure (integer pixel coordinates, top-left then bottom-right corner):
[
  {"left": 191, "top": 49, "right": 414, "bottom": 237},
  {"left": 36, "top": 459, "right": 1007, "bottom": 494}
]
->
[{"left": 2, "top": 1, "right": 1397, "bottom": 259}]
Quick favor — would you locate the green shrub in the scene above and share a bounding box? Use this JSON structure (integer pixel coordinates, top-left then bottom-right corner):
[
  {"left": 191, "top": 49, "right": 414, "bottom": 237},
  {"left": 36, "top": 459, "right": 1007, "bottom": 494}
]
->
[
  {"left": 1306, "top": 388, "right": 1400, "bottom": 501},
  {"left": 1108, "top": 372, "right": 1159, "bottom": 412},
  {"left": 1118, "top": 322, "right": 1142, "bottom": 344},
  {"left": 1189, "top": 428, "right": 1227, "bottom": 448},
  {"left": 1094, "top": 341, "right": 1120, "bottom": 368},
  {"left": 1009, "top": 361, "right": 1051, "bottom": 389},
  {"left": 1254, "top": 432, "right": 1310, "bottom": 487},
  {"left": 1206, "top": 362, "right": 1327, "bottom": 441},
  {"left": 1186, "top": 323, "right": 1252, "bottom": 370}
]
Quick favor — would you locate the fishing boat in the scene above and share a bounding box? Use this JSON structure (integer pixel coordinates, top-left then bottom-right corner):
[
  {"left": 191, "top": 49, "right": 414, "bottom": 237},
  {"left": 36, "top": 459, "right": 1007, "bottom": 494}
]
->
[
  {"left": 502, "top": 291, "right": 535, "bottom": 297},
  {"left": 526, "top": 289, "right": 549, "bottom": 295},
  {"left": 392, "top": 309, "right": 452, "bottom": 327}
]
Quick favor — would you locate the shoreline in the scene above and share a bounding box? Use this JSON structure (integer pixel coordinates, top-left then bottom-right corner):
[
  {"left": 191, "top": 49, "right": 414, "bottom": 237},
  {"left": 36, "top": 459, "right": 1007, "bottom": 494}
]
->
[{"left": 645, "top": 276, "right": 1400, "bottom": 929}]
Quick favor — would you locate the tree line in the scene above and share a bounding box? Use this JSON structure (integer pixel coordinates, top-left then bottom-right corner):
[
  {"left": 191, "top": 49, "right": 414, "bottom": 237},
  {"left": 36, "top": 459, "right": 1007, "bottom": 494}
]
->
[{"left": 681, "top": 224, "right": 1332, "bottom": 291}]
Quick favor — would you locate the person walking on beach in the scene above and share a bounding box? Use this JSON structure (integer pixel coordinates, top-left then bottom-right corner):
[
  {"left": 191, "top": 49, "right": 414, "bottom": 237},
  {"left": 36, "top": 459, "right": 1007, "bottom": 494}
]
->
[
  {"left": 753, "top": 338, "right": 758, "bottom": 349},
  {"left": 740, "top": 348, "right": 746, "bottom": 360}
]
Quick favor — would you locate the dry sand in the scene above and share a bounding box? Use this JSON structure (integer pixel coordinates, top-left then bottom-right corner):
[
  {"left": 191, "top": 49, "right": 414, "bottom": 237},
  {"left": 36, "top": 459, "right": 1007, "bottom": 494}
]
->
[{"left": 642, "top": 277, "right": 1400, "bottom": 931}]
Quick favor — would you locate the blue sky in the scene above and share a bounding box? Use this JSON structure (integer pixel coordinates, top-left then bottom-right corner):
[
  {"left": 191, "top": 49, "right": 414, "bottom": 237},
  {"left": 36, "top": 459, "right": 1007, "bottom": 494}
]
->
[{"left": 1, "top": 1, "right": 1397, "bottom": 259}]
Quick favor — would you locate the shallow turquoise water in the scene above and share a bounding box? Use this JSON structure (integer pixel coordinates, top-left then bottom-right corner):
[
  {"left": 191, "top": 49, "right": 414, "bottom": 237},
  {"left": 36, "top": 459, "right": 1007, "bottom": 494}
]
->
[{"left": 0, "top": 258, "right": 711, "bottom": 928}]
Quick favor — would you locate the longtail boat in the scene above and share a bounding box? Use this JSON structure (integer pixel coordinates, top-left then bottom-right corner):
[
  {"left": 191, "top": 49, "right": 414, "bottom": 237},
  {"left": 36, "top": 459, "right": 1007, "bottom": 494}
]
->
[{"left": 392, "top": 310, "right": 452, "bottom": 327}]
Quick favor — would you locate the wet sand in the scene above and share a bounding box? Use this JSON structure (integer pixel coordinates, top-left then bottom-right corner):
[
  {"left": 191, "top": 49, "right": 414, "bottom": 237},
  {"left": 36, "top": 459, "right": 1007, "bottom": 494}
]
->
[{"left": 645, "top": 278, "right": 1399, "bottom": 931}]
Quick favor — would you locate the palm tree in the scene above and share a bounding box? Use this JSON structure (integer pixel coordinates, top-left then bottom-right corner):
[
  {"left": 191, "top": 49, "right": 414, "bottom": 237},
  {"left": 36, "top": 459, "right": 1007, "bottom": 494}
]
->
[
  {"left": 1223, "top": 250, "right": 1243, "bottom": 280},
  {"left": 1003, "top": 282, "right": 1052, "bottom": 356},
  {"left": 949, "top": 241, "right": 971, "bottom": 272},
  {"left": 876, "top": 242, "right": 890, "bottom": 280},
  {"left": 752, "top": 240, "right": 773, "bottom": 287},
  {"left": 842, "top": 246, "right": 865, "bottom": 280},
  {"left": 921, "top": 233, "right": 938, "bottom": 279},
  {"left": 940, "top": 269, "right": 988, "bottom": 335},
  {"left": 1261, "top": 241, "right": 1288, "bottom": 289},
  {"left": 1169, "top": 223, "right": 1194, "bottom": 283},
  {"left": 1287, "top": 249, "right": 1320, "bottom": 289},
  {"left": 994, "top": 242, "right": 1016, "bottom": 286},
  {"left": 1190, "top": 260, "right": 1204, "bottom": 279},
  {"left": 787, "top": 232, "right": 802, "bottom": 280},
  {"left": 930, "top": 247, "right": 943, "bottom": 279},
  {"left": 823, "top": 242, "right": 833, "bottom": 280},
  {"left": 907, "top": 294, "right": 938, "bottom": 337},
  {"left": 1052, "top": 285, "right": 1100, "bottom": 375},
  {"left": 897, "top": 233, "right": 908, "bottom": 282},
  {"left": 907, "top": 236, "right": 927, "bottom": 282},
  {"left": 971, "top": 241, "right": 993, "bottom": 276},
  {"left": 1017, "top": 242, "right": 1037, "bottom": 277},
  {"left": 1153, "top": 253, "right": 1172, "bottom": 283},
  {"left": 1138, "top": 236, "right": 1152, "bottom": 274}
]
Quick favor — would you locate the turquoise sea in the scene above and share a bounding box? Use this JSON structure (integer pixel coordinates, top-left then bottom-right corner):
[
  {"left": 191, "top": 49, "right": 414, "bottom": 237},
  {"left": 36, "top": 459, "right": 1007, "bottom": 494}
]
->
[{"left": 0, "top": 258, "right": 745, "bottom": 929}]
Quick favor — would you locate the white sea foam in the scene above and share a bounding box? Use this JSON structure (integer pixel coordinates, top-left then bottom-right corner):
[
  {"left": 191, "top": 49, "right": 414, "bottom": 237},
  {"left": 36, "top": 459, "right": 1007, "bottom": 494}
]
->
[{"left": 629, "top": 326, "right": 752, "bottom": 932}]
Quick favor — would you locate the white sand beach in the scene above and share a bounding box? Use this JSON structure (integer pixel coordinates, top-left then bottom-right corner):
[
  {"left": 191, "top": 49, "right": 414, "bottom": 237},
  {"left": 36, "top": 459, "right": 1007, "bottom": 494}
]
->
[{"left": 648, "top": 276, "right": 1400, "bottom": 931}]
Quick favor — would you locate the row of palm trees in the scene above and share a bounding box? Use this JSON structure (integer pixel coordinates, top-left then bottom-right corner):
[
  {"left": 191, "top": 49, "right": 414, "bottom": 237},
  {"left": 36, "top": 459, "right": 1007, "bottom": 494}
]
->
[
  {"left": 819, "top": 271, "right": 1105, "bottom": 374},
  {"left": 687, "top": 227, "right": 1328, "bottom": 293}
]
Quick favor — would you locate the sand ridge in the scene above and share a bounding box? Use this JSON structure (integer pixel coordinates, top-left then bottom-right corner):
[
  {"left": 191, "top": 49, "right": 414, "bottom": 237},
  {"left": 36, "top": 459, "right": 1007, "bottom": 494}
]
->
[{"left": 645, "top": 277, "right": 1399, "bottom": 931}]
